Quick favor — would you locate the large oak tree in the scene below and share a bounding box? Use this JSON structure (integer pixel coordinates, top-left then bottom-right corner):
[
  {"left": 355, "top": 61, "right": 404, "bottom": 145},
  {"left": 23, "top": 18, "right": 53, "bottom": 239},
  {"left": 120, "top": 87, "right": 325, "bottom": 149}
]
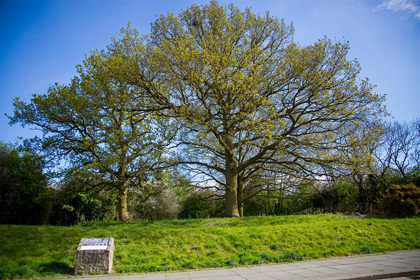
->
[{"left": 115, "top": 1, "right": 385, "bottom": 217}]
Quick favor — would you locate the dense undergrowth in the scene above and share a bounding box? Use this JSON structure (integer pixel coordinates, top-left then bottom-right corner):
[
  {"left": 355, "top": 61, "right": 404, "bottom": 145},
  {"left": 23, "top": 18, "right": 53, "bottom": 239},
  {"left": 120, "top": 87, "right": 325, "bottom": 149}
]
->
[{"left": 1, "top": 214, "right": 419, "bottom": 279}]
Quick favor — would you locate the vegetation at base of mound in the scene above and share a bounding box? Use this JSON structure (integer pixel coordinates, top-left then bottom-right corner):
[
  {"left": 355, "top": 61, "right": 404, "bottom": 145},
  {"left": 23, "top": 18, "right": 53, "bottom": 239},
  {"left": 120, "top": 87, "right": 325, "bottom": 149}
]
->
[{"left": 1, "top": 214, "right": 419, "bottom": 279}]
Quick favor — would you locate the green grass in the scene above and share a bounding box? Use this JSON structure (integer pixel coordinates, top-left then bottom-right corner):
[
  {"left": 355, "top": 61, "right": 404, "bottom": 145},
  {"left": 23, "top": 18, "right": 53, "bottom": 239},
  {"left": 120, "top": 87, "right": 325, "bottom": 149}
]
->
[{"left": 1, "top": 214, "right": 419, "bottom": 279}]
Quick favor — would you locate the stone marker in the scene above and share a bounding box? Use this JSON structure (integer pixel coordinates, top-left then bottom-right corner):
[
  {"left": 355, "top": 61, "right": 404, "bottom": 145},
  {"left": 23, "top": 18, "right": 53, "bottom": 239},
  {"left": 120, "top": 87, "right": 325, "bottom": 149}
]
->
[{"left": 75, "top": 238, "right": 114, "bottom": 275}]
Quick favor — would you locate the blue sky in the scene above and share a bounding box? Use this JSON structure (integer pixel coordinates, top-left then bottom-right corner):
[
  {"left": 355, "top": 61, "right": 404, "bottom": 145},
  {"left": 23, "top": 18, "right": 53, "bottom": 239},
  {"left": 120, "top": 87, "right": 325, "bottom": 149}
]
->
[{"left": 1, "top": 0, "right": 419, "bottom": 144}]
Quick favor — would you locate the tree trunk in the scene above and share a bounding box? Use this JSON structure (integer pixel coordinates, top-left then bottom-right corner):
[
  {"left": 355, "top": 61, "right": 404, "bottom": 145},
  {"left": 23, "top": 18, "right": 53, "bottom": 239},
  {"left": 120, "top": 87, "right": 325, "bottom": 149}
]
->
[
  {"left": 117, "top": 187, "right": 130, "bottom": 222},
  {"left": 225, "top": 171, "right": 240, "bottom": 217},
  {"left": 224, "top": 130, "right": 239, "bottom": 217},
  {"left": 237, "top": 178, "right": 244, "bottom": 217}
]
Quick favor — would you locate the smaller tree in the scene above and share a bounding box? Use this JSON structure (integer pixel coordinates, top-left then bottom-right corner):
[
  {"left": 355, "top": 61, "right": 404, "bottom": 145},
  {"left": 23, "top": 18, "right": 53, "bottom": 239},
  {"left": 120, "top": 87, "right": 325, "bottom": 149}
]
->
[
  {"left": 9, "top": 44, "right": 176, "bottom": 222},
  {"left": 0, "top": 142, "right": 51, "bottom": 224}
]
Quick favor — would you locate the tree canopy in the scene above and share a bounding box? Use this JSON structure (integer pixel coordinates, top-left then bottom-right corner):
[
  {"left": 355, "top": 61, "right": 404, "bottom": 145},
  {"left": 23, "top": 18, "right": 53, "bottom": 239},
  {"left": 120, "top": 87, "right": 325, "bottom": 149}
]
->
[{"left": 113, "top": 1, "right": 385, "bottom": 216}]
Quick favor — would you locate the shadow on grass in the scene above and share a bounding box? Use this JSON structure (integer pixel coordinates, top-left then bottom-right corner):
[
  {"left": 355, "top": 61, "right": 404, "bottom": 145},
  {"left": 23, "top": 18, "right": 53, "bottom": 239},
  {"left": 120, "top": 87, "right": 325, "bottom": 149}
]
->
[
  {"left": 366, "top": 215, "right": 418, "bottom": 219},
  {"left": 38, "top": 261, "right": 73, "bottom": 275}
]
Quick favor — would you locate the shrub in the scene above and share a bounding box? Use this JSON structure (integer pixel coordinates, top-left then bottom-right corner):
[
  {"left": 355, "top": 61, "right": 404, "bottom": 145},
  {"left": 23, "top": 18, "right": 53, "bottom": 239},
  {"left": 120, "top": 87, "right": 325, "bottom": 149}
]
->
[
  {"left": 137, "top": 188, "right": 182, "bottom": 220},
  {"left": 380, "top": 183, "right": 420, "bottom": 216},
  {"left": 49, "top": 186, "right": 117, "bottom": 225},
  {"left": 48, "top": 172, "right": 118, "bottom": 225},
  {"left": 335, "top": 181, "right": 359, "bottom": 213},
  {"left": 0, "top": 142, "right": 51, "bottom": 225},
  {"left": 178, "top": 190, "right": 224, "bottom": 219}
]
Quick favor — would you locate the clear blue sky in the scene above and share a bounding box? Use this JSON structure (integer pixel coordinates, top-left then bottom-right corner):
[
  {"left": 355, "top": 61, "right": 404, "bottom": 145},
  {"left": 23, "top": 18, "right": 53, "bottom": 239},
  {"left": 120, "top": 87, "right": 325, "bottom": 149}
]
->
[{"left": 1, "top": 0, "right": 419, "bottom": 144}]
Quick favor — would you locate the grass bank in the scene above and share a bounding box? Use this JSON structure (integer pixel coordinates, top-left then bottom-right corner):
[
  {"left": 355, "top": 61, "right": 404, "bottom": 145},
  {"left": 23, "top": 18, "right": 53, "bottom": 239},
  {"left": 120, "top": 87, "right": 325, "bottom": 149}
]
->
[{"left": 1, "top": 214, "right": 419, "bottom": 279}]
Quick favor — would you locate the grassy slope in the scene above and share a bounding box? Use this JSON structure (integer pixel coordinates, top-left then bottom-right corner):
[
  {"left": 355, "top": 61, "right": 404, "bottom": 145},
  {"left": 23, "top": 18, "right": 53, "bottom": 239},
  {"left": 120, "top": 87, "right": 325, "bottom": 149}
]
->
[{"left": 1, "top": 214, "right": 419, "bottom": 279}]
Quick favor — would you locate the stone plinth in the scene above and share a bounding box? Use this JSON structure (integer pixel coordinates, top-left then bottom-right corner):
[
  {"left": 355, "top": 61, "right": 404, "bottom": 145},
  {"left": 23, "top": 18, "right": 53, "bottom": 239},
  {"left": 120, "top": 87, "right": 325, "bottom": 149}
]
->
[{"left": 75, "top": 238, "right": 114, "bottom": 275}]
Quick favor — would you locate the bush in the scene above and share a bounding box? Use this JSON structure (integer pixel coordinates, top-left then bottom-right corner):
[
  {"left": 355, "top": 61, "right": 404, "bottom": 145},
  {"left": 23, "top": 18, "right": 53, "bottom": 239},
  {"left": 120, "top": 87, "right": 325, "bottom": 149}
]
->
[
  {"left": 137, "top": 188, "right": 182, "bottom": 220},
  {"left": 0, "top": 142, "right": 51, "bottom": 225},
  {"left": 335, "top": 181, "right": 359, "bottom": 213},
  {"left": 179, "top": 190, "right": 224, "bottom": 219},
  {"left": 48, "top": 172, "right": 117, "bottom": 225},
  {"left": 49, "top": 187, "right": 117, "bottom": 225},
  {"left": 380, "top": 183, "right": 420, "bottom": 216}
]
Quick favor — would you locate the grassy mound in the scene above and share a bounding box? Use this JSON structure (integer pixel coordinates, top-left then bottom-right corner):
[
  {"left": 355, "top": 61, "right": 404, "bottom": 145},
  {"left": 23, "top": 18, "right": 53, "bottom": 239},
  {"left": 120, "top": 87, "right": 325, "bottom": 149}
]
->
[{"left": 1, "top": 214, "right": 419, "bottom": 279}]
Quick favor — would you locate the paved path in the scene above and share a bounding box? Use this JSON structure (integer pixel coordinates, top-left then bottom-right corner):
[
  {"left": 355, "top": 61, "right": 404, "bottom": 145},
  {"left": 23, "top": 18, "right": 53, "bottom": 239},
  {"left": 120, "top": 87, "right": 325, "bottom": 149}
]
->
[{"left": 68, "top": 250, "right": 420, "bottom": 280}]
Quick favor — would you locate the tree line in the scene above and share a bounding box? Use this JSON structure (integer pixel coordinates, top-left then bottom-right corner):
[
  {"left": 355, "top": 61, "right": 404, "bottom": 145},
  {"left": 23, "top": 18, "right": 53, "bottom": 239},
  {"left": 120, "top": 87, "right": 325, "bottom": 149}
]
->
[{"left": 2, "top": 1, "right": 419, "bottom": 224}]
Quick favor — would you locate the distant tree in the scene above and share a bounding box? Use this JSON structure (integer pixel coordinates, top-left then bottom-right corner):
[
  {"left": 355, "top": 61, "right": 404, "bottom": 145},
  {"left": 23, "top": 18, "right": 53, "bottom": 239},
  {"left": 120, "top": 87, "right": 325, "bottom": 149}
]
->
[
  {"left": 410, "top": 118, "right": 420, "bottom": 167},
  {"left": 384, "top": 121, "right": 418, "bottom": 177},
  {"left": 114, "top": 1, "right": 385, "bottom": 216},
  {"left": 0, "top": 142, "right": 50, "bottom": 224},
  {"left": 9, "top": 48, "right": 176, "bottom": 222},
  {"left": 372, "top": 119, "right": 419, "bottom": 179},
  {"left": 349, "top": 118, "right": 420, "bottom": 215}
]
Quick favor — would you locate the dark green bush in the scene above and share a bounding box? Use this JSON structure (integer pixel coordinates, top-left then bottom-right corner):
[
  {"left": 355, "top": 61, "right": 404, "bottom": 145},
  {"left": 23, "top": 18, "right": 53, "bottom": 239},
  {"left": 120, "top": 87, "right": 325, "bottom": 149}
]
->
[
  {"left": 48, "top": 172, "right": 117, "bottom": 225},
  {"left": 179, "top": 190, "right": 224, "bottom": 219},
  {"left": 0, "top": 143, "right": 51, "bottom": 225},
  {"left": 380, "top": 183, "right": 420, "bottom": 216},
  {"left": 49, "top": 187, "right": 117, "bottom": 225}
]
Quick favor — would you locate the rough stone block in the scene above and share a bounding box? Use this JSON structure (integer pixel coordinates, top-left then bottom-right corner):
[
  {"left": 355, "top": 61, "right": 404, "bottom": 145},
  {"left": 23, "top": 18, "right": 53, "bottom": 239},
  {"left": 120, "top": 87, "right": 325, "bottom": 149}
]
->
[{"left": 75, "top": 238, "right": 114, "bottom": 275}]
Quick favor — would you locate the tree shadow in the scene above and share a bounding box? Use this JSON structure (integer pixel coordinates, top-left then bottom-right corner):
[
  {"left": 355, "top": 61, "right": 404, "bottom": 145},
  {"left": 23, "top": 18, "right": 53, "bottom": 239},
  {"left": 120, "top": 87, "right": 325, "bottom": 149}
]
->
[{"left": 37, "top": 261, "right": 73, "bottom": 275}]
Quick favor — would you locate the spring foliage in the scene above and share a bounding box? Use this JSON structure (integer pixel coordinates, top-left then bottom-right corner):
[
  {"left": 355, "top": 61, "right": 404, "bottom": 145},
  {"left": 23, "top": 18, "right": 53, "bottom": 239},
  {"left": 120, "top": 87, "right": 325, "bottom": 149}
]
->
[
  {"left": 112, "top": 1, "right": 385, "bottom": 216},
  {"left": 9, "top": 49, "right": 176, "bottom": 221},
  {"left": 10, "top": 1, "right": 386, "bottom": 218}
]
